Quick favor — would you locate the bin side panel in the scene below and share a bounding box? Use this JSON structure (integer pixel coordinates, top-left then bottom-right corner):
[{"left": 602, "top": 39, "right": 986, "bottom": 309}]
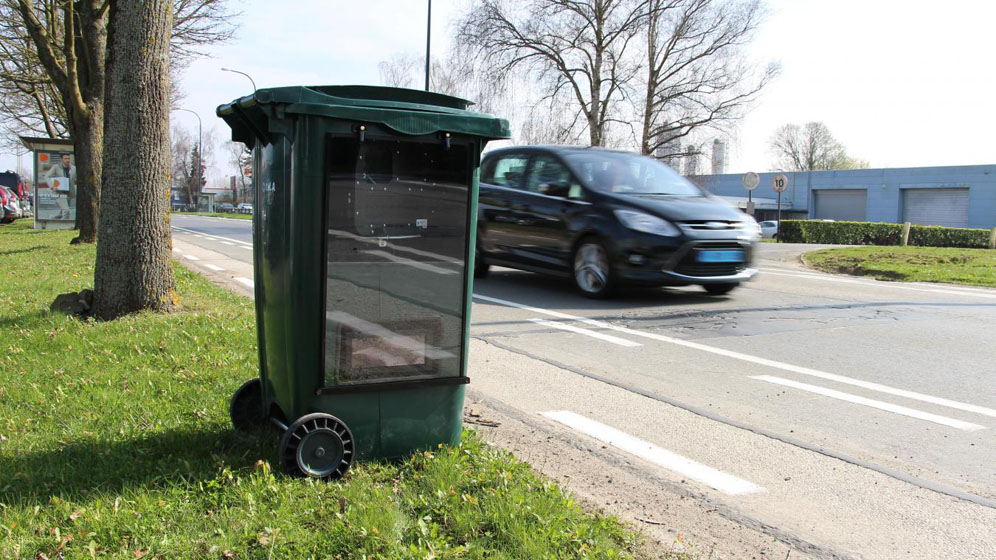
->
[
  {"left": 313, "top": 392, "right": 381, "bottom": 460},
  {"left": 378, "top": 384, "right": 466, "bottom": 459}
]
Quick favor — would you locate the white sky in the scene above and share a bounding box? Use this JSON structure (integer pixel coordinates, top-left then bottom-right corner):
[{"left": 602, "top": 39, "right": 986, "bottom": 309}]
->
[{"left": 2, "top": 0, "right": 994, "bottom": 179}]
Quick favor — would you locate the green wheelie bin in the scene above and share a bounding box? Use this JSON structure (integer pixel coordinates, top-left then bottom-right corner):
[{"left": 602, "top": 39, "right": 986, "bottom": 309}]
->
[{"left": 217, "top": 85, "right": 509, "bottom": 479}]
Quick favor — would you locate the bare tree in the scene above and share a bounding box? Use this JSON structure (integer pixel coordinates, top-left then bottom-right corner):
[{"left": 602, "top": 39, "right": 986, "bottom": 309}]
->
[
  {"left": 0, "top": 0, "right": 237, "bottom": 243},
  {"left": 225, "top": 140, "right": 251, "bottom": 203},
  {"left": 769, "top": 122, "right": 868, "bottom": 171},
  {"left": 378, "top": 53, "right": 420, "bottom": 89},
  {"left": 93, "top": 0, "right": 175, "bottom": 319},
  {"left": 0, "top": 12, "right": 69, "bottom": 145},
  {"left": 457, "top": 0, "right": 650, "bottom": 147},
  {"left": 639, "top": 0, "right": 777, "bottom": 157}
]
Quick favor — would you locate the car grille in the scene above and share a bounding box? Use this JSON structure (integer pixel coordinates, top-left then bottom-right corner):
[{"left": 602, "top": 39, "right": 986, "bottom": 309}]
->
[
  {"left": 674, "top": 262, "right": 746, "bottom": 277},
  {"left": 672, "top": 244, "right": 748, "bottom": 277},
  {"left": 678, "top": 220, "right": 741, "bottom": 232}
]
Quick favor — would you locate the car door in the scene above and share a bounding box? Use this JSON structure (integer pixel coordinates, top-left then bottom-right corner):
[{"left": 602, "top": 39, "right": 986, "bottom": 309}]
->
[
  {"left": 478, "top": 152, "right": 531, "bottom": 262},
  {"left": 503, "top": 153, "right": 587, "bottom": 271}
]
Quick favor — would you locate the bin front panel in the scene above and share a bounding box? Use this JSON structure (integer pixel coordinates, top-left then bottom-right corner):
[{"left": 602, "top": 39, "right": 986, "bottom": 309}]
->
[{"left": 323, "top": 135, "right": 472, "bottom": 386}]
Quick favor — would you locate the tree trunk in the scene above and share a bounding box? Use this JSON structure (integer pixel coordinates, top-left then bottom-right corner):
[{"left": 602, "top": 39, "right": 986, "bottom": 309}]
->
[
  {"left": 92, "top": 0, "right": 176, "bottom": 320},
  {"left": 71, "top": 104, "right": 103, "bottom": 243}
]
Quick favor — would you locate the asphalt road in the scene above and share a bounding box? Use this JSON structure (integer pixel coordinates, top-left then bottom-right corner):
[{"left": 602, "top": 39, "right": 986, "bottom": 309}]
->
[{"left": 172, "top": 214, "right": 996, "bottom": 559}]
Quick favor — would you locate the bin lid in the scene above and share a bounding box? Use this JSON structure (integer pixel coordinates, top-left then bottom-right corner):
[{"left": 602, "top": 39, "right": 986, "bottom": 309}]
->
[{"left": 217, "top": 85, "right": 510, "bottom": 148}]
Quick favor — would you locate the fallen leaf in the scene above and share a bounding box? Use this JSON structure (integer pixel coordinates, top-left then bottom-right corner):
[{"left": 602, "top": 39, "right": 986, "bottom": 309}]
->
[
  {"left": 133, "top": 549, "right": 148, "bottom": 558},
  {"left": 68, "top": 510, "right": 83, "bottom": 523}
]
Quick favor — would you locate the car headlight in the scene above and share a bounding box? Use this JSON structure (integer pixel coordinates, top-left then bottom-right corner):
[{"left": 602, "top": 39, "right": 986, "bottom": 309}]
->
[
  {"left": 614, "top": 210, "right": 680, "bottom": 237},
  {"left": 739, "top": 216, "right": 761, "bottom": 240}
]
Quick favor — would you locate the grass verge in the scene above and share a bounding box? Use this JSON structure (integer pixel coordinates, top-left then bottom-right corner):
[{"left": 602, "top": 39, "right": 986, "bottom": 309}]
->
[
  {"left": 174, "top": 211, "right": 251, "bottom": 220},
  {"left": 0, "top": 221, "right": 642, "bottom": 559},
  {"left": 804, "top": 246, "right": 996, "bottom": 288}
]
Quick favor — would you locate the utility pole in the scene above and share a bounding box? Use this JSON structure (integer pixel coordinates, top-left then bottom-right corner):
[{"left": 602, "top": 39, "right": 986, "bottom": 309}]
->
[{"left": 425, "top": 0, "right": 431, "bottom": 91}]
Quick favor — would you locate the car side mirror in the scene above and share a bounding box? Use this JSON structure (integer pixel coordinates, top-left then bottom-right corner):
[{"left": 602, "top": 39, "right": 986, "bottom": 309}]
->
[{"left": 538, "top": 182, "right": 570, "bottom": 197}]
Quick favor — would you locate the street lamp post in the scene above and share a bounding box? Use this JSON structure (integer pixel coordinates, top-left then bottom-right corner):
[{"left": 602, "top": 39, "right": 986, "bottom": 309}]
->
[
  {"left": 174, "top": 108, "right": 201, "bottom": 208},
  {"left": 221, "top": 67, "right": 257, "bottom": 93},
  {"left": 425, "top": 0, "right": 431, "bottom": 91}
]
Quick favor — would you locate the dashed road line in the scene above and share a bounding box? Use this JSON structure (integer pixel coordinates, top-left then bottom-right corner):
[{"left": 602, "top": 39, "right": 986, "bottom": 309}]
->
[
  {"left": 530, "top": 318, "right": 641, "bottom": 347},
  {"left": 235, "top": 277, "right": 254, "bottom": 288},
  {"left": 204, "top": 264, "right": 224, "bottom": 272},
  {"left": 183, "top": 254, "right": 199, "bottom": 261},
  {"left": 364, "top": 250, "right": 458, "bottom": 275},
  {"left": 750, "top": 375, "right": 986, "bottom": 432},
  {"left": 472, "top": 293, "right": 996, "bottom": 419},
  {"left": 542, "top": 410, "right": 764, "bottom": 495}
]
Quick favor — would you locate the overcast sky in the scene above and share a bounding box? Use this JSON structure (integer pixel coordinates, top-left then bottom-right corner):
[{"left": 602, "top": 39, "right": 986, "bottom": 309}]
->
[{"left": 3, "top": 0, "right": 994, "bottom": 181}]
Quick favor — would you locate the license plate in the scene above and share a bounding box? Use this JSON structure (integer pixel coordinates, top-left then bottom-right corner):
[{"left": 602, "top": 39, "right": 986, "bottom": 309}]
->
[{"left": 697, "top": 250, "right": 744, "bottom": 263}]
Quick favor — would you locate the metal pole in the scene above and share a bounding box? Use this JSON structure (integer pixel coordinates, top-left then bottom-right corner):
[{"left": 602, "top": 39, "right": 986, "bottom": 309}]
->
[
  {"left": 425, "top": 0, "right": 431, "bottom": 91},
  {"left": 221, "top": 67, "right": 257, "bottom": 93},
  {"left": 776, "top": 191, "right": 782, "bottom": 241}
]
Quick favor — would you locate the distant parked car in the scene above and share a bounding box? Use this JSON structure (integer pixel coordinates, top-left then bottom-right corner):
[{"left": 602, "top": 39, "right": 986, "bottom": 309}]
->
[
  {"left": 0, "top": 187, "right": 19, "bottom": 223},
  {"left": 759, "top": 220, "right": 778, "bottom": 239},
  {"left": 236, "top": 202, "right": 253, "bottom": 214},
  {"left": 218, "top": 203, "right": 235, "bottom": 213}
]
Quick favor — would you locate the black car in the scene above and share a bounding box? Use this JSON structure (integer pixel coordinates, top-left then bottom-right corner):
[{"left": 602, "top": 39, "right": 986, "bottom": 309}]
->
[{"left": 476, "top": 146, "right": 760, "bottom": 297}]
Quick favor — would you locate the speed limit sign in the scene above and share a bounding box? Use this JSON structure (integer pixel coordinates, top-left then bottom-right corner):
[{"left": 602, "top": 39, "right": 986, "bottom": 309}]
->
[{"left": 773, "top": 174, "right": 789, "bottom": 193}]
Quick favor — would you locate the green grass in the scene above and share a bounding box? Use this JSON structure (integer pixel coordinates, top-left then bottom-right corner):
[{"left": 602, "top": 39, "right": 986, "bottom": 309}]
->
[
  {"left": 174, "top": 211, "right": 252, "bottom": 220},
  {"left": 804, "top": 246, "right": 996, "bottom": 288},
  {"left": 0, "top": 221, "right": 642, "bottom": 559}
]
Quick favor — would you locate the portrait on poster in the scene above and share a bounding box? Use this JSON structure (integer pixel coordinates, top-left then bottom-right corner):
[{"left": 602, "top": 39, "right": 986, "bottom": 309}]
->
[{"left": 35, "top": 151, "right": 77, "bottom": 221}]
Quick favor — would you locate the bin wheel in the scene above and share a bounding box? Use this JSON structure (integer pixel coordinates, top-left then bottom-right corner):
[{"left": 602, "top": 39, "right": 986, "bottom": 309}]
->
[
  {"left": 279, "top": 413, "right": 354, "bottom": 480},
  {"left": 229, "top": 378, "right": 268, "bottom": 431}
]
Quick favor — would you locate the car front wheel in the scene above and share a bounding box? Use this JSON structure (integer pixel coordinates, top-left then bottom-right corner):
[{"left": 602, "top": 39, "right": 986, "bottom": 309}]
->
[{"left": 573, "top": 239, "right": 614, "bottom": 298}]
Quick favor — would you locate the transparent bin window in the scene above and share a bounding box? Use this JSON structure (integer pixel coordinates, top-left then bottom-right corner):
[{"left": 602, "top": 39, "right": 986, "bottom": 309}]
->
[{"left": 323, "top": 136, "right": 471, "bottom": 385}]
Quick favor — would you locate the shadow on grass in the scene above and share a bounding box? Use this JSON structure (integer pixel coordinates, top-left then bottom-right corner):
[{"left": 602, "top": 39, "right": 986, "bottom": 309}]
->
[
  {"left": 0, "top": 244, "right": 47, "bottom": 256},
  {"left": 0, "top": 426, "right": 278, "bottom": 503}
]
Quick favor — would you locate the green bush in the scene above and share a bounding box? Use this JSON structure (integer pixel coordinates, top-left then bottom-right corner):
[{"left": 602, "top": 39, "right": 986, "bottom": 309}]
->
[{"left": 778, "top": 220, "right": 991, "bottom": 248}]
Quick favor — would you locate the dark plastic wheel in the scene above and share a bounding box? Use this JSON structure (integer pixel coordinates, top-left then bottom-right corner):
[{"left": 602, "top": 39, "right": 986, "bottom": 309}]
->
[
  {"left": 703, "top": 283, "right": 737, "bottom": 296},
  {"left": 474, "top": 245, "right": 490, "bottom": 278},
  {"left": 229, "top": 378, "right": 268, "bottom": 431},
  {"left": 573, "top": 239, "right": 614, "bottom": 298},
  {"left": 279, "top": 413, "right": 354, "bottom": 480}
]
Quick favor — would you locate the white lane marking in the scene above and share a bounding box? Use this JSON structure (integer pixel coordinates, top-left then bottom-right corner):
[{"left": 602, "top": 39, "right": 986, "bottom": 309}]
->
[
  {"left": 172, "top": 226, "right": 253, "bottom": 249},
  {"left": 363, "top": 250, "right": 458, "bottom": 275},
  {"left": 204, "top": 264, "right": 224, "bottom": 272},
  {"left": 530, "top": 318, "right": 641, "bottom": 347},
  {"left": 326, "top": 311, "right": 455, "bottom": 360},
  {"left": 183, "top": 255, "right": 199, "bottom": 261},
  {"left": 172, "top": 248, "right": 182, "bottom": 253},
  {"left": 235, "top": 277, "right": 254, "bottom": 288},
  {"left": 750, "top": 376, "right": 986, "bottom": 432},
  {"left": 221, "top": 241, "right": 235, "bottom": 246},
  {"left": 472, "top": 294, "right": 996, "bottom": 419},
  {"left": 204, "top": 237, "right": 219, "bottom": 242},
  {"left": 759, "top": 269, "right": 996, "bottom": 300},
  {"left": 543, "top": 411, "right": 764, "bottom": 495},
  {"left": 329, "top": 228, "right": 462, "bottom": 264}
]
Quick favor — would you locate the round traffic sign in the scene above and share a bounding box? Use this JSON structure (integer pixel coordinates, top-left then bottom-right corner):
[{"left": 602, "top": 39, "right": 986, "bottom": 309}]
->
[
  {"left": 742, "top": 172, "right": 759, "bottom": 191},
  {"left": 773, "top": 174, "right": 788, "bottom": 193}
]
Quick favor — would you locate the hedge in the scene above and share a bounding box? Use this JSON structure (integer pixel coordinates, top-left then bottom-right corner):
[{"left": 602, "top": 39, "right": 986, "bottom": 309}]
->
[{"left": 777, "top": 220, "right": 992, "bottom": 249}]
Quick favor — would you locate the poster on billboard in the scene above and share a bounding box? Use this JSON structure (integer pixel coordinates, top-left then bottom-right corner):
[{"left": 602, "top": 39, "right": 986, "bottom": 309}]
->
[{"left": 35, "top": 151, "right": 76, "bottom": 222}]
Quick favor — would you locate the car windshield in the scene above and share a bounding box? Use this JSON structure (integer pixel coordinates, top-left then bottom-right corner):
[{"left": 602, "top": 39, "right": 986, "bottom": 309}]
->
[{"left": 564, "top": 151, "right": 703, "bottom": 196}]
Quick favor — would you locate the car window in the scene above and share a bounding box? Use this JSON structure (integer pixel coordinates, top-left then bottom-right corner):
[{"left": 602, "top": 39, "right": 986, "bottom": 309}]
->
[
  {"left": 490, "top": 154, "right": 529, "bottom": 189},
  {"left": 525, "top": 155, "right": 583, "bottom": 199},
  {"left": 565, "top": 151, "right": 702, "bottom": 196}
]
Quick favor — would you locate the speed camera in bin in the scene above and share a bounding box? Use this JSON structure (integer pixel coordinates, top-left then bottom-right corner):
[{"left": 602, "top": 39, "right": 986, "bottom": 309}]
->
[{"left": 217, "top": 85, "right": 510, "bottom": 479}]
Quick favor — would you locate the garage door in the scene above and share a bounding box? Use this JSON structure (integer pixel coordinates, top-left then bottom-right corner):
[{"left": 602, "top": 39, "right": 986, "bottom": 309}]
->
[
  {"left": 902, "top": 188, "right": 969, "bottom": 227},
  {"left": 813, "top": 189, "right": 867, "bottom": 221}
]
